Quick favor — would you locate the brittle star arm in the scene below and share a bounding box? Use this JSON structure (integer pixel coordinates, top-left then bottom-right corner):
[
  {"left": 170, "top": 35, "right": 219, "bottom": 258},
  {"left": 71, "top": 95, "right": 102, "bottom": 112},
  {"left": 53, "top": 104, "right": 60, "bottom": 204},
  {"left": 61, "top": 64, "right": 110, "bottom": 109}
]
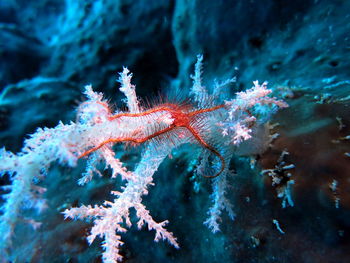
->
[
  {"left": 186, "top": 125, "right": 225, "bottom": 178},
  {"left": 78, "top": 124, "right": 176, "bottom": 158}
]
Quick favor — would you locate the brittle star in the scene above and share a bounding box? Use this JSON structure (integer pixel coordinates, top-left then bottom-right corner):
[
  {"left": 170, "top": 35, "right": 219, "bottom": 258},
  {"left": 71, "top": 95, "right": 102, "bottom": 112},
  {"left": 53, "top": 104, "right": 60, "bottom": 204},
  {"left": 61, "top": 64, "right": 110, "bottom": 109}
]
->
[{"left": 78, "top": 103, "right": 226, "bottom": 178}]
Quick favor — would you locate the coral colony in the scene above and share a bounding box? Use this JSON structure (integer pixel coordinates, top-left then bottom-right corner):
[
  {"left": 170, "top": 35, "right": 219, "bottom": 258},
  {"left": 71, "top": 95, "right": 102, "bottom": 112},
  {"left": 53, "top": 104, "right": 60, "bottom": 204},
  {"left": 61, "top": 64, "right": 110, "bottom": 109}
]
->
[{"left": 0, "top": 56, "right": 287, "bottom": 262}]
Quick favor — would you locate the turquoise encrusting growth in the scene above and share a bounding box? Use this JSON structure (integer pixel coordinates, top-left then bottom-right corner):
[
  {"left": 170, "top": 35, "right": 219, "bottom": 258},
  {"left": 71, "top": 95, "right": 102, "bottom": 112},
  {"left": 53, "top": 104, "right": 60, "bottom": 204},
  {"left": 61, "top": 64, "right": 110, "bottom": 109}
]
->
[{"left": 0, "top": 1, "right": 350, "bottom": 262}]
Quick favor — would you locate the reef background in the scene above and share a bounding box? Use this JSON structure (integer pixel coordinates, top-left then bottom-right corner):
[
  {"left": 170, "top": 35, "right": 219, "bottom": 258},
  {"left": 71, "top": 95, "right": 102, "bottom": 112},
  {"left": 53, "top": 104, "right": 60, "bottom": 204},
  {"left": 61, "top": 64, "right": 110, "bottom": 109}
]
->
[{"left": 1, "top": 0, "right": 350, "bottom": 262}]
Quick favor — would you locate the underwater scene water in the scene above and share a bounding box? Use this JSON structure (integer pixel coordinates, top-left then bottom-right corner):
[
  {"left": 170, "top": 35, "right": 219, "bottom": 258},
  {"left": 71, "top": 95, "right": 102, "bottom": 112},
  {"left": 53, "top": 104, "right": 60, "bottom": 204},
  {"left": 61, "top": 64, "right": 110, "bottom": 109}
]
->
[{"left": 0, "top": 0, "right": 350, "bottom": 262}]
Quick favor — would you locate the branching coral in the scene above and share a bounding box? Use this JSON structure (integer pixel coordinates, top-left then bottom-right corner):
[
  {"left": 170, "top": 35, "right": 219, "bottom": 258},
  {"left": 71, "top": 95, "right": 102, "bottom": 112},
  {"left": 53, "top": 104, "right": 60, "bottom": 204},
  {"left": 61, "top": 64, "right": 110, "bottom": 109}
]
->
[{"left": 0, "top": 55, "right": 287, "bottom": 262}]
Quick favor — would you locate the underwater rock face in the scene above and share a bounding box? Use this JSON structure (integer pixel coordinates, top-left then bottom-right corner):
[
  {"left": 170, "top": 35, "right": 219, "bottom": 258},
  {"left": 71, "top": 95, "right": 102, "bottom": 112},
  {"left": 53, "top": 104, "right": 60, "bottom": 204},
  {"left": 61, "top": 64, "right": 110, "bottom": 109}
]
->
[
  {"left": 42, "top": 0, "right": 178, "bottom": 95},
  {"left": 0, "top": 24, "right": 48, "bottom": 88},
  {"left": 0, "top": 0, "right": 350, "bottom": 262}
]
